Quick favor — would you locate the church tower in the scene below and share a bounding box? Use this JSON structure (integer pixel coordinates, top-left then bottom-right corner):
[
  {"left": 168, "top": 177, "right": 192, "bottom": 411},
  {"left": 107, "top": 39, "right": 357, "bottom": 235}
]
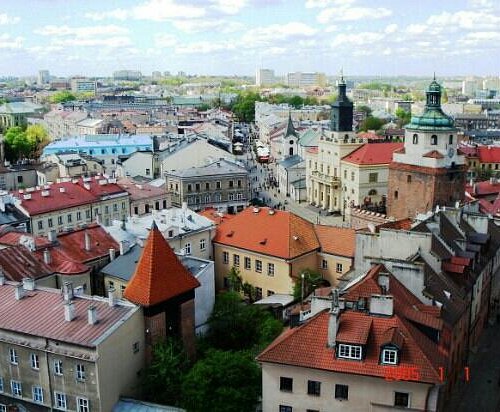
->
[
  {"left": 330, "top": 72, "right": 353, "bottom": 132},
  {"left": 387, "top": 77, "right": 466, "bottom": 219}
]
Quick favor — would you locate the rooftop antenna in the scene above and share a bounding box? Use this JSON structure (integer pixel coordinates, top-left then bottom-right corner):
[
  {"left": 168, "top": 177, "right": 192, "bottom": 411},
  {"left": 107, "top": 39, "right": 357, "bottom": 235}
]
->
[
  {"left": 340, "top": 67, "right": 344, "bottom": 82},
  {"left": 433, "top": 71, "right": 436, "bottom": 81}
]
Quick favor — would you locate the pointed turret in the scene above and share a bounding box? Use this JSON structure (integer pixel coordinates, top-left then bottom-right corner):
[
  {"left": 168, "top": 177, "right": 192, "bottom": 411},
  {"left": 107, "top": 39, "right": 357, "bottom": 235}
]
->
[
  {"left": 285, "top": 111, "right": 298, "bottom": 138},
  {"left": 124, "top": 224, "right": 200, "bottom": 307}
]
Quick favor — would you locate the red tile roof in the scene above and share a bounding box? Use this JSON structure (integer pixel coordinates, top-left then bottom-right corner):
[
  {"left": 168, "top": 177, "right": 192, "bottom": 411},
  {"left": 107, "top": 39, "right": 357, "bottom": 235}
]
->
[
  {"left": 0, "top": 228, "right": 52, "bottom": 248},
  {"left": 117, "top": 178, "right": 166, "bottom": 201},
  {"left": 124, "top": 223, "right": 200, "bottom": 307},
  {"left": 477, "top": 146, "right": 500, "bottom": 163},
  {"left": 198, "top": 207, "right": 235, "bottom": 226},
  {"left": 342, "top": 143, "right": 404, "bottom": 165},
  {"left": 77, "top": 176, "right": 128, "bottom": 198},
  {"left": 336, "top": 316, "right": 372, "bottom": 344},
  {"left": 13, "top": 182, "right": 97, "bottom": 215},
  {"left": 257, "top": 310, "right": 444, "bottom": 384},
  {"left": 314, "top": 225, "right": 355, "bottom": 257},
  {"left": 471, "top": 180, "right": 500, "bottom": 197},
  {"left": 0, "top": 283, "right": 137, "bottom": 347},
  {"left": 213, "top": 207, "right": 320, "bottom": 259}
]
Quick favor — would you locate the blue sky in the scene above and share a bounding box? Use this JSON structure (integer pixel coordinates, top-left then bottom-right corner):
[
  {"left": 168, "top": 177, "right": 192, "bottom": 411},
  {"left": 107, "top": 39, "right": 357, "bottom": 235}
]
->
[{"left": 0, "top": 0, "right": 499, "bottom": 78}]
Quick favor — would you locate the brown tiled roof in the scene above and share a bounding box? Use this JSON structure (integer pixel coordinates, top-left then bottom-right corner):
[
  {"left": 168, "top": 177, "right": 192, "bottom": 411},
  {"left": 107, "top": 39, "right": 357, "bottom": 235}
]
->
[
  {"left": 423, "top": 150, "right": 445, "bottom": 159},
  {"left": 214, "top": 207, "right": 320, "bottom": 259},
  {"left": 0, "top": 246, "right": 53, "bottom": 281},
  {"left": 117, "top": 178, "right": 166, "bottom": 201},
  {"left": 336, "top": 316, "right": 372, "bottom": 345},
  {"left": 314, "top": 225, "right": 355, "bottom": 257},
  {"left": 124, "top": 223, "right": 200, "bottom": 307}
]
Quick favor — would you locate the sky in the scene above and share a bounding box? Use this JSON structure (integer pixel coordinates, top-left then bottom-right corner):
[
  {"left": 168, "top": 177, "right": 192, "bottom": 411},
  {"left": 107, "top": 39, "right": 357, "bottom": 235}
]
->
[{"left": 0, "top": 0, "right": 499, "bottom": 78}]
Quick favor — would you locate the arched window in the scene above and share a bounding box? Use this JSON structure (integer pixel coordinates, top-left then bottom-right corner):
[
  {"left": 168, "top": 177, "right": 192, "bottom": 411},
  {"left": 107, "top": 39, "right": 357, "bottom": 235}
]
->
[
  {"left": 368, "top": 189, "right": 377, "bottom": 196},
  {"left": 289, "top": 147, "right": 294, "bottom": 156},
  {"left": 430, "top": 135, "right": 438, "bottom": 145},
  {"left": 412, "top": 134, "right": 418, "bottom": 144}
]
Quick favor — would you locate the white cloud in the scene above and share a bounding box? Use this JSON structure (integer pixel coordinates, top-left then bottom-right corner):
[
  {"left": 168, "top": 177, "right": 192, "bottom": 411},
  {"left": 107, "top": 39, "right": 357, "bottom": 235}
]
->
[
  {"left": 154, "top": 33, "right": 177, "bottom": 48},
  {"left": 35, "top": 24, "right": 129, "bottom": 38},
  {"left": 0, "top": 33, "right": 23, "bottom": 49},
  {"left": 427, "top": 10, "right": 500, "bottom": 30},
  {"left": 318, "top": 6, "right": 392, "bottom": 23},
  {"left": 0, "top": 13, "right": 20, "bottom": 25},
  {"left": 243, "top": 22, "right": 317, "bottom": 46},
  {"left": 172, "top": 19, "right": 244, "bottom": 33},
  {"left": 175, "top": 40, "right": 236, "bottom": 54},
  {"left": 86, "top": 0, "right": 205, "bottom": 22},
  {"left": 331, "top": 32, "right": 385, "bottom": 47},
  {"left": 305, "top": 0, "right": 354, "bottom": 8},
  {"left": 209, "top": 0, "right": 248, "bottom": 14},
  {"left": 385, "top": 24, "right": 398, "bottom": 34}
]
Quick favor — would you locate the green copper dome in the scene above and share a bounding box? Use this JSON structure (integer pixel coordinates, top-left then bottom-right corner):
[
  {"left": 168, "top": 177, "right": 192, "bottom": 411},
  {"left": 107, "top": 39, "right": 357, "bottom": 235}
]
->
[{"left": 407, "top": 78, "right": 455, "bottom": 131}]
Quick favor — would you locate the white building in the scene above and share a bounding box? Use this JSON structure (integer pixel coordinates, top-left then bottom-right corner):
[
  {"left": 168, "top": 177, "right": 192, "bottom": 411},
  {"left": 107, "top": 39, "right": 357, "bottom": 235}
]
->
[{"left": 256, "top": 69, "right": 276, "bottom": 87}]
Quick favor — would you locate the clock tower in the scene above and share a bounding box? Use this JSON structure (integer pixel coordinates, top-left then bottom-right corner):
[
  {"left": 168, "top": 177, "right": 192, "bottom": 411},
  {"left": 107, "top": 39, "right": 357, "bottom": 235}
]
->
[{"left": 387, "top": 77, "right": 466, "bottom": 219}]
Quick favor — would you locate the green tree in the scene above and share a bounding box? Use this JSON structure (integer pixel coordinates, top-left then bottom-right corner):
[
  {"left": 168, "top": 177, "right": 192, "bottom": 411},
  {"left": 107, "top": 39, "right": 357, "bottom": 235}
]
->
[
  {"left": 395, "top": 108, "right": 411, "bottom": 127},
  {"left": 182, "top": 350, "right": 261, "bottom": 412},
  {"left": 292, "top": 268, "right": 328, "bottom": 300},
  {"left": 49, "top": 90, "right": 76, "bottom": 104},
  {"left": 356, "top": 105, "right": 372, "bottom": 117},
  {"left": 141, "top": 338, "right": 190, "bottom": 406},
  {"left": 26, "top": 124, "right": 49, "bottom": 158},
  {"left": 206, "top": 291, "right": 282, "bottom": 351},
  {"left": 4, "top": 126, "right": 30, "bottom": 161},
  {"left": 360, "top": 116, "right": 385, "bottom": 132},
  {"left": 231, "top": 91, "right": 263, "bottom": 122}
]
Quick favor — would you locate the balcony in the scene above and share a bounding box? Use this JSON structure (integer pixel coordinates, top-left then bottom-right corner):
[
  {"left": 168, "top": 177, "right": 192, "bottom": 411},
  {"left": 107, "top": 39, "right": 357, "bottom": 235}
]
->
[{"left": 311, "top": 170, "right": 341, "bottom": 185}]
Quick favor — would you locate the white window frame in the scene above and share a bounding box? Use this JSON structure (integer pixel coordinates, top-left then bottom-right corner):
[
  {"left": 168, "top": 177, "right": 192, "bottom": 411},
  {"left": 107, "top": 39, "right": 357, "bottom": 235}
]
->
[
  {"left": 199, "top": 238, "right": 206, "bottom": 251},
  {"left": 233, "top": 254, "right": 240, "bottom": 267},
  {"left": 11, "top": 380, "right": 22, "bottom": 397},
  {"left": 321, "top": 259, "right": 328, "bottom": 269},
  {"left": 33, "top": 385, "right": 44, "bottom": 403},
  {"left": 336, "top": 263, "right": 343, "bottom": 273},
  {"left": 77, "top": 397, "right": 90, "bottom": 412},
  {"left": 31, "top": 353, "right": 40, "bottom": 370},
  {"left": 54, "top": 359, "right": 63, "bottom": 375},
  {"left": 382, "top": 348, "right": 398, "bottom": 365},
  {"left": 223, "top": 251, "right": 229, "bottom": 264},
  {"left": 54, "top": 391, "right": 67, "bottom": 410},
  {"left": 267, "top": 263, "right": 275, "bottom": 277},
  {"left": 244, "top": 257, "right": 251, "bottom": 270},
  {"left": 76, "top": 363, "right": 86, "bottom": 381},
  {"left": 9, "top": 348, "right": 18, "bottom": 365},
  {"left": 184, "top": 243, "right": 191, "bottom": 255},
  {"left": 255, "top": 260, "right": 262, "bottom": 273},
  {"left": 338, "top": 344, "right": 362, "bottom": 360}
]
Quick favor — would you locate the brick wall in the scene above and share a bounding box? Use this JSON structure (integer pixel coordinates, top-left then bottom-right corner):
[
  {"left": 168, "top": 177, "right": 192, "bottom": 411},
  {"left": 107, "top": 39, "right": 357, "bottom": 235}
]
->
[{"left": 387, "top": 162, "right": 466, "bottom": 220}]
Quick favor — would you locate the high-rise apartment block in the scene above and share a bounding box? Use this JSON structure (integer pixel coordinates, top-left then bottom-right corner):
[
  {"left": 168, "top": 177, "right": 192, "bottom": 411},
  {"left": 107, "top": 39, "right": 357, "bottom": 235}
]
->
[{"left": 256, "top": 69, "right": 276, "bottom": 87}]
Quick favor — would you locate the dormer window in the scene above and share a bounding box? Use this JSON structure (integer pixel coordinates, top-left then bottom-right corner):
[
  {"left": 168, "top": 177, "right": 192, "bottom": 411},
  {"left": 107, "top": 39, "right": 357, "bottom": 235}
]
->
[
  {"left": 338, "top": 344, "right": 362, "bottom": 360},
  {"left": 382, "top": 348, "right": 398, "bottom": 364}
]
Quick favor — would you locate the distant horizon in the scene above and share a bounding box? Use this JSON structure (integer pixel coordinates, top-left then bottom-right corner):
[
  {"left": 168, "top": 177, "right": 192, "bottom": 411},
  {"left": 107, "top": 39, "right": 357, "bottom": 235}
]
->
[{"left": 0, "top": 0, "right": 499, "bottom": 78}]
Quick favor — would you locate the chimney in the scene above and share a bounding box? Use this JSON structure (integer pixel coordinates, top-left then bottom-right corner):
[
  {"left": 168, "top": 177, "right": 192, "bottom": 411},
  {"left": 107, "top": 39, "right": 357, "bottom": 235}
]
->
[
  {"left": 119, "top": 240, "right": 129, "bottom": 255},
  {"left": 369, "top": 295, "right": 394, "bottom": 316},
  {"left": 88, "top": 305, "right": 98, "bottom": 325},
  {"left": 108, "top": 287, "right": 116, "bottom": 307},
  {"left": 109, "top": 248, "right": 116, "bottom": 261},
  {"left": 62, "top": 281, "right": 74, "bottom": 302},
  {"left": 47, "top": 229, "right": 57, "bottom": 242},
  {"left": 84, "top": 231, "right": 91, "bottom": 251},
  {"left": 15, "top": 284, "right": 24, "bottom": 300},
  {"left": 377, "top": 272, "right": 390, "bottom": 294},
  {"left": 43, "top": 249, "right": 51, "bottom": 265},
  {"left": 22, "top": 278, "right": 35, "bottom": 291},
  {"left": 64, "top": 301, "right": 76, "bottom": 321},
  {"left": 327, "top": 304, "right": 340, "bottom": 348}
]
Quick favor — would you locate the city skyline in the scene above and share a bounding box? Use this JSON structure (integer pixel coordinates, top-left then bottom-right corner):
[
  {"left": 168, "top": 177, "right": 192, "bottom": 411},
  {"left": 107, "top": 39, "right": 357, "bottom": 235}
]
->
[{"left": 0, "top": 0, "right": 499, "bottom": 78}]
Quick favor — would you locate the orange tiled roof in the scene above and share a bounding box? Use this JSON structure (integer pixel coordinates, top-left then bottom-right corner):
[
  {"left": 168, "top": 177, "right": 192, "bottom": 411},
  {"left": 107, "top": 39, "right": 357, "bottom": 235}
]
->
[
  {"left": 198, "top": 207, "right": 234, "bottom": 226},
  {"left": 342, "top": 142, "right": 403, "bottom": 165},
  {"left": 124, "top": 223, "right": 200, "bottom": 307},
  {"left": 213, "top": 207, "right": 320, "bottom": 259},
  {"left": 314, "top": 225, "right": 355, "bottom": 257},
  {"left": 257, "top": 310, "right": 444, "bottom": 384},
  {"left": 423, "top": 150, "right": 445, "bottom": 159}
]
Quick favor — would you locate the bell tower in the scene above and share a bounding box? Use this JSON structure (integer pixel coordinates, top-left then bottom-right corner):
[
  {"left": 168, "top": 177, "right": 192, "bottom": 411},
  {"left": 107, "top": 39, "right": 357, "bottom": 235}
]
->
[{"left": 387, "top": 77, "right": 466, "bottom": 220}]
